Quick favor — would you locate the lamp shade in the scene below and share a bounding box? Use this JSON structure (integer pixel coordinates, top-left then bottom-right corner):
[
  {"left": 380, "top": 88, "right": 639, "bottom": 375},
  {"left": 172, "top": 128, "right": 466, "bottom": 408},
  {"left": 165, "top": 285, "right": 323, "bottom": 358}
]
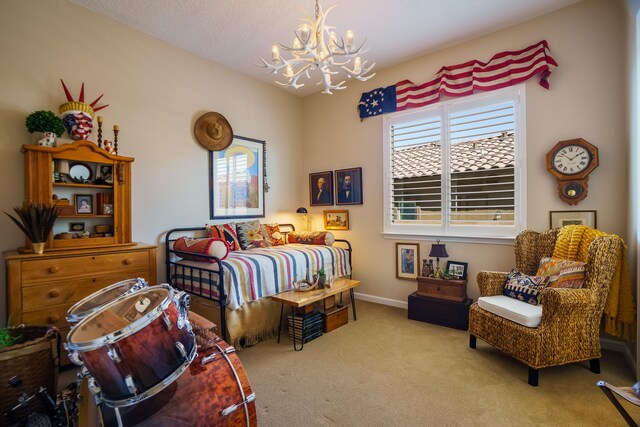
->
[
  {"left": 296, "top": 207, "right": 308, "bottom": 214},
  {"left": 429, "top": 240, "right": 449, "bottom": 258},
  {"left": 55, "top": 159, "right": 70, "bottom": 174}
]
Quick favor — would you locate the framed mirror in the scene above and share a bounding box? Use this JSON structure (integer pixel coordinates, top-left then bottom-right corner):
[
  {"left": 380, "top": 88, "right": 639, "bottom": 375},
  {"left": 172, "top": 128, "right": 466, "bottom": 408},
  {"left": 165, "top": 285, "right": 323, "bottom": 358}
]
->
[{"left": 69, "top": 162, "right": 93, "bottom": 183}]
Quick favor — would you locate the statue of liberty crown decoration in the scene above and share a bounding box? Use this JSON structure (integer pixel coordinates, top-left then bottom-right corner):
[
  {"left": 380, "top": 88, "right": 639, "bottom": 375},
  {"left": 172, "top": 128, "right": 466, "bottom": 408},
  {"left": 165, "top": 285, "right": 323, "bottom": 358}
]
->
[{"left": 59, "top": 79, "right": 109, "bottom": 141}]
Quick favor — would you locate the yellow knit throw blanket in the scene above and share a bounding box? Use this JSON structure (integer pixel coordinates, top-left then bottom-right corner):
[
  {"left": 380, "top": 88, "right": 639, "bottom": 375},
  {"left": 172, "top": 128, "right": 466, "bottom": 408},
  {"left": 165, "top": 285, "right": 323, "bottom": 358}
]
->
[{"left": 553, "top": 225, "right": 635, "bottom": 341}]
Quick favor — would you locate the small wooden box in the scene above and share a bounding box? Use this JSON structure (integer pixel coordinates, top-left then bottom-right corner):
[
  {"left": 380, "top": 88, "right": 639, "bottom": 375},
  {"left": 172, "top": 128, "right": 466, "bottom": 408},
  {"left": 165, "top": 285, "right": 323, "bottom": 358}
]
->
[
  {"left": 408, "top": 292, "right": 472, "bottom": 330},
  {"left": 323, "top": 306, "right": 348, "bottom": 333},
  {"left": 416, "top": 276, "right": 467, "bottom": 302}
]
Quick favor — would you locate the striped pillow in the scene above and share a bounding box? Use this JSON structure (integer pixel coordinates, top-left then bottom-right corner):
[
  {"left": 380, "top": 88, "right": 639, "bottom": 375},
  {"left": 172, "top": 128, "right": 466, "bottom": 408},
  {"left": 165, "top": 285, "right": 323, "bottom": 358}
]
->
[
  {"left": 206, "top": 223, "right": 241, "bottom": 251},
  {"left": 536, "top": 257, "right": 586, "bottom": 289}
]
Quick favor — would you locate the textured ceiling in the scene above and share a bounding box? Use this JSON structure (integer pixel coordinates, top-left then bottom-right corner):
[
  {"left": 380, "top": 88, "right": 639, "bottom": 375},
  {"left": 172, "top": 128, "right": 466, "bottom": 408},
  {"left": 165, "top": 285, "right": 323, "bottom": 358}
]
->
[{"left": 70, "top": 0, "right": 581, "bottom": 97}]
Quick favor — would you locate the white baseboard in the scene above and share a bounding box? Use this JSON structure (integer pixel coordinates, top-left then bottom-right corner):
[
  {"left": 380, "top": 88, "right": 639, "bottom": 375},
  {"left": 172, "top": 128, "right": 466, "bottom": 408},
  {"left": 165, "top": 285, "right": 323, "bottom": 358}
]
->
[
  {"left": 354, "top": 292, "right": 408, "bottom": 309},
  {"left": 601, "top": 337, "right": 637, "bottom": 378},
  {"left": 355, "top": 293, "right": 638, "bottom": 378}
]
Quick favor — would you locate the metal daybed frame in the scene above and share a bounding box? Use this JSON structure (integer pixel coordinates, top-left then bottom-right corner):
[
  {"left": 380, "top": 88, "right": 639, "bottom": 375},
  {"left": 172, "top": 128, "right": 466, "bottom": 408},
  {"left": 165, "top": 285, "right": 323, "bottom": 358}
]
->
[{"left": 165, "top": 224, "right": 352, "bottom": 341}]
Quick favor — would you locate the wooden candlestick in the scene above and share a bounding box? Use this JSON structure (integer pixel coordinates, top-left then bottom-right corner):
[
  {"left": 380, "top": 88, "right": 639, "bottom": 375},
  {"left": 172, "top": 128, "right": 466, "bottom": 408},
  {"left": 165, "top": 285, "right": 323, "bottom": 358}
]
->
[
  {"left": 96, "top": 116, "right": 103, "bottom": 148},
  {"left": 113, "top": 125, "right": 119, "bottom": 155}
]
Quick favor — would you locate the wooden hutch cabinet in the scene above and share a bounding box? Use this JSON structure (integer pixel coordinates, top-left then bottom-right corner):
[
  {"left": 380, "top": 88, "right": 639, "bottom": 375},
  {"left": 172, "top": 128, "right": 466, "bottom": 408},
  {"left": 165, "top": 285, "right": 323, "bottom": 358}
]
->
[{"left": 4, "top": 140, "right": 157, "bottom": 364}]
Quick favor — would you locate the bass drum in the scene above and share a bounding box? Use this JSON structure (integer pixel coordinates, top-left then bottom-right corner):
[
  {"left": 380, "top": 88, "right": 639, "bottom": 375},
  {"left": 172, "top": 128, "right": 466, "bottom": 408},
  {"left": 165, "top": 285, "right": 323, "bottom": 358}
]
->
[
  {"left": 99, "top": 333, "right": 257, "bottom": 426},
  {"left": 66, "top": 278, "right": 148, "bottom": 324}
]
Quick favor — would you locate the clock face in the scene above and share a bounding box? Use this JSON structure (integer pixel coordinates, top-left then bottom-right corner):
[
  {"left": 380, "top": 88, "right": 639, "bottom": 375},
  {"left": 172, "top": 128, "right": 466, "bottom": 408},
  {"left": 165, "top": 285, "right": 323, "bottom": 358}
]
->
[{"left": 552, "top": 145, "right": 591, "bottom": 175}]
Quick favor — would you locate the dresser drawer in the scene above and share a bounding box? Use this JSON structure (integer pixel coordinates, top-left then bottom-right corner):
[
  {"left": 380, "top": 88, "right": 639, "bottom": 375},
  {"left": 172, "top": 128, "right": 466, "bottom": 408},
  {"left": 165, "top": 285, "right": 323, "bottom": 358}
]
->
[
  {"left": 23, "top": 304, "right": 74, "bottom": 329},
  {"left": 21, "top": 270, "right": 151, "bottom": 312},
  {"left": 21, "top": 251, "right": 151, "bottom": 283}
]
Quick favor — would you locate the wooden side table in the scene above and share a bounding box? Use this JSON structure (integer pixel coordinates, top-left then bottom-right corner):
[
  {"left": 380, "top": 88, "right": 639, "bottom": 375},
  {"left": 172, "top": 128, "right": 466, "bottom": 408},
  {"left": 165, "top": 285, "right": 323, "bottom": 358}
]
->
[{"left": 408, "top": 292, "right": 472, "bottom": 330}]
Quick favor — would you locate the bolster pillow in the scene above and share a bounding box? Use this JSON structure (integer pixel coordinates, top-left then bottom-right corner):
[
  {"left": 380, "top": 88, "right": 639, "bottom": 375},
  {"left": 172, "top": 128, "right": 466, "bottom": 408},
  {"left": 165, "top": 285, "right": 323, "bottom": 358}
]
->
[
  {"left": 173, "top": 237, "right": 229, "bottom": 262},
  {"left": 287, "top": 231, "right": 335, "bottom": 246}
]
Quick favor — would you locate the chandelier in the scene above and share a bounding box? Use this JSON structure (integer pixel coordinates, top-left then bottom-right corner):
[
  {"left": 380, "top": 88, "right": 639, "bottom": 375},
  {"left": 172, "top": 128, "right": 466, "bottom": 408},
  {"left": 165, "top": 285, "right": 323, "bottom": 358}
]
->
[{"left": 257, "top": 0, "right": 375, "bottom": 94}]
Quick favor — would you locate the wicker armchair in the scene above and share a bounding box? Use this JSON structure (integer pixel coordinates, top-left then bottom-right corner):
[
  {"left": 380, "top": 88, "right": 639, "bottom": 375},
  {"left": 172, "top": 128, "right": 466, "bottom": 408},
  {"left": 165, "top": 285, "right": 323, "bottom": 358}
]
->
[{"left": 468, "top": 229, "right": 622, "bottom": 386}]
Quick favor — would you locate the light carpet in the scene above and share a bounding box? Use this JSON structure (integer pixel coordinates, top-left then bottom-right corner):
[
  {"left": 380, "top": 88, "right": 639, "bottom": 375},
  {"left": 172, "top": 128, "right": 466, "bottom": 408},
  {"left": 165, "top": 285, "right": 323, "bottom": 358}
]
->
[{"left": 238, "top": 300, "right": 637, "bottom": 426}]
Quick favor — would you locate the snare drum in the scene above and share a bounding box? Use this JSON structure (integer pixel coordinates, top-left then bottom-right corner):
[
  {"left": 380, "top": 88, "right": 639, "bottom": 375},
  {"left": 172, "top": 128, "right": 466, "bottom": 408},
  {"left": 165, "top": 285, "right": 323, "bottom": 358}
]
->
[
  {"left": 66, "top": 284, "right": 196, "bottom": 407},
  {"left": 67, "top": 278, "right": 148, "bottom": 324},
  {"left": 100, "top": 333, "right": 257, "bottom": 426}
]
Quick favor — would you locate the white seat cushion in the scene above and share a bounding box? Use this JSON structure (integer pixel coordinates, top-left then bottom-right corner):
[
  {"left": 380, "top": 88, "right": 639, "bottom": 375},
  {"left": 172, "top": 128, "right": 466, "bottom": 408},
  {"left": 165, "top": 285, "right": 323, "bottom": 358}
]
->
[{"left": 477, "top": 295, "right": 542, "bottom": 328}]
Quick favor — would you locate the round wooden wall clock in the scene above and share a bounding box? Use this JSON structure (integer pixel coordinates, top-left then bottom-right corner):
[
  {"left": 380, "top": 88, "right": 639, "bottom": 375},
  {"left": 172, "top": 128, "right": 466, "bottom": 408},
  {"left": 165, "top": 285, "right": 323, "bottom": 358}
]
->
[{"left": 546, "top": 138, "right": 599, "bottom": 205}]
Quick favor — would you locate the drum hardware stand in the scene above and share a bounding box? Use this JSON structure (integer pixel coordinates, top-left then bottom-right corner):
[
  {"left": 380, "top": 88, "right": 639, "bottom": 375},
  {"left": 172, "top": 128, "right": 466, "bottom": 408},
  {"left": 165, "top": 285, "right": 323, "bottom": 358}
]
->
[{"left": 214, "top": 341, "right": 252, "bottom": 425}]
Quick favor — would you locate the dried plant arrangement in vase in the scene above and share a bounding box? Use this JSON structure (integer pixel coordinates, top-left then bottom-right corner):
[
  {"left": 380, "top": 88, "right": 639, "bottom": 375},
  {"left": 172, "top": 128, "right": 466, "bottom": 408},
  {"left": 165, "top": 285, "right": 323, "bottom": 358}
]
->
[{"left": 4, "top": 201, "right": 60, "bottom": 253}]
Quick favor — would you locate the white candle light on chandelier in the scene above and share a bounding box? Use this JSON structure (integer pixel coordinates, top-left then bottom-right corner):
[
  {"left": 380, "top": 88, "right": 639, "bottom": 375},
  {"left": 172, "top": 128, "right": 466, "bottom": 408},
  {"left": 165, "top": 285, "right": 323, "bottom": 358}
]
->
[
  {"left": 345, "top": 30, "right": 354, "bottom": 51},
  {"left": 300, "top": 24, "right": 310, "bottom": 44},
  {"left": 353, "top": 56, "right": 362, "bottom": 74},
  {"left": 271, "top": 45, "right": 280, "bottom": 63},
  {"left": 285, "top": 64, "right": 294, "bottom": 78}
]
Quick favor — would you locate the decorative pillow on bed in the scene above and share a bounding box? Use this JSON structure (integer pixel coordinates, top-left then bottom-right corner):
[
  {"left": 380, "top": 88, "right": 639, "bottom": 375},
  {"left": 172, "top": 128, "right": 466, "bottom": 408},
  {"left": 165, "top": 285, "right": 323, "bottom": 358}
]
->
[
  {"left": 536, "top": 257, "right": 586, "bottom": 289},
  {"left": 235, "top": 220, "right": 265, "bottom": 250},
  {"left": 502, "top": 269, "right": 550, "bottom": 305},
  {"left": 261, "top": 223, "right": 285, "bottom": 246},
  {"left": 287, "top": 231, "right": 335, "bottom": 246},
  {"left": 206, "top": 223, "right": 241, "bottom": 251},
  {"left": 173, "top": 237, "right": 229, "bottom": 262}
]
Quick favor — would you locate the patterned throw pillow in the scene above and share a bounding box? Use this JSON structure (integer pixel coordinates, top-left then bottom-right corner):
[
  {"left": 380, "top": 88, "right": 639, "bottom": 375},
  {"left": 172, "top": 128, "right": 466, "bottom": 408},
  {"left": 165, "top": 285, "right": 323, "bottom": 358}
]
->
[
  {"left": 536, "top": 257, "right": 587, "bottom": 289},
  {"left": 173, "top": 237, "right": 229, "bottom": 262},
  {"left": 261, "top": 223, "right": 285, "bottom": 246},
  {"left": 287, "top": 231, "right": 335, "bottom": 246},
  {"left": 502, "top": 269, "right": 550, "bottom": 305},
  {"left": 235, "top": 220, "right": 265, "bottom": 250},
  {"left": 206, "top": 223, "right": 241, "bottom": 251}
]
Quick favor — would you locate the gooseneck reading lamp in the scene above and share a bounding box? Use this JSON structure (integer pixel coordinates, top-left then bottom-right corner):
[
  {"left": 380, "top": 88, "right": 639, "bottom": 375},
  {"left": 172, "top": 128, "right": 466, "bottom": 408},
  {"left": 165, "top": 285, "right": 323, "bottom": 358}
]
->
[
  {"left": 429, "top": 239, "right": 449, "bottom": 278},
  {"left": 296, "top": 207, "right": 310, "bottom": 231}
]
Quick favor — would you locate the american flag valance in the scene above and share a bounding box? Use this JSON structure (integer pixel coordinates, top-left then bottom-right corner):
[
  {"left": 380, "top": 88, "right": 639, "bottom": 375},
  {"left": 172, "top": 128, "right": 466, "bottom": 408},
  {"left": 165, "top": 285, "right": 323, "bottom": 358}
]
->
[{"left": 358, "top": 40, "right": 558, "bottom": 120}]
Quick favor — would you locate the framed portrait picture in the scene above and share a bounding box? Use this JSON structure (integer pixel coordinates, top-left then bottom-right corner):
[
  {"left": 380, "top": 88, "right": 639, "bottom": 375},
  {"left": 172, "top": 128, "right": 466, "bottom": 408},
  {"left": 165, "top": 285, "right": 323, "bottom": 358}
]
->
[
  {"left": 103, "top": 203, "right": 113, "bottom": 215},
  {"left": 309, "top": 171, "right": 333, "bottom": 206},
  {"left": 335, "top": 167, "right": 363, "bottom": 205},
  {"left": 209, "top": 135, "right": 265, "bottom": 220},
  {"left": 98, "top": 164, "right": 113, "bottom": 184},
  {"left": 549, "top": 210, "right": 597, "bottom": 229},
  {"left": 446, "top": 260, "right": 468, "bottom": 280},
  {"left": 324, "top": 210, "right": 349, "bottom": 230},
  {"left": 75, "top": 194, "right": 93, "bottom": 215},
  {"left": 396, "top": 242, "right": 420, "bottom": 280}
]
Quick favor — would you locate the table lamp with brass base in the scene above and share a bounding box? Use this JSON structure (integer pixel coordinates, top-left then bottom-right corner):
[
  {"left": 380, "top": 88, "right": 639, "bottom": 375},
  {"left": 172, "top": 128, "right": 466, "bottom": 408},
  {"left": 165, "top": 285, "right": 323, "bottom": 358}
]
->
[{"left": 429, "top": 239, "right": 449, "bottom": 278}]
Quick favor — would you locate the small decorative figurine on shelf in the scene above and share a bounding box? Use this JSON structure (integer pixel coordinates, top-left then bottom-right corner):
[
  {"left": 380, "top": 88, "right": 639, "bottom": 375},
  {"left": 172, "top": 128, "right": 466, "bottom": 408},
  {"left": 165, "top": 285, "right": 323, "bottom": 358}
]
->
[
  {"left": 96, "top": 116, "right": 103, "bottom": 148},
  {"left": 103, "top": 140, "right": 116, "bottom": 155},
  {"left": 59, "top": 79, "right": 109, "bottom": 140}
]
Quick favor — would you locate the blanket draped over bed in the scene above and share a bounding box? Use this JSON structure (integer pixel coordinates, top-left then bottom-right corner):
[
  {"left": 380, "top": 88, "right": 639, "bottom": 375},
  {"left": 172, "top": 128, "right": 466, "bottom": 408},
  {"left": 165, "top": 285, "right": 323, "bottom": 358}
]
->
[{"left": 171, "top": 243, "right": 351, "bottom": 346}]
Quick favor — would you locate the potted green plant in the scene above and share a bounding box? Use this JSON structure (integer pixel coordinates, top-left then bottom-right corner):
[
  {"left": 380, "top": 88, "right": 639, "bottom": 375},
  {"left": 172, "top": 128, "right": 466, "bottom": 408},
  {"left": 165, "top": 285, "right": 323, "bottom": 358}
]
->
[
  {"left": 314, "top": 267, "right": 327, "bottom": 288},
  {"left": 25, "top": 110, "right": 65, "bottom": 147},
  {"left": 4, "top": 201, "right": 60, "bottom": 253}
]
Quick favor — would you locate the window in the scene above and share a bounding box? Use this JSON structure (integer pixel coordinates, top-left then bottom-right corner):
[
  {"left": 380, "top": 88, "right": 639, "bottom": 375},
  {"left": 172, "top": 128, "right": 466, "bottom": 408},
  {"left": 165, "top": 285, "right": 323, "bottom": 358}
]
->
[{"left": 383, "top": 85, "right": 526, "bottom": 239}]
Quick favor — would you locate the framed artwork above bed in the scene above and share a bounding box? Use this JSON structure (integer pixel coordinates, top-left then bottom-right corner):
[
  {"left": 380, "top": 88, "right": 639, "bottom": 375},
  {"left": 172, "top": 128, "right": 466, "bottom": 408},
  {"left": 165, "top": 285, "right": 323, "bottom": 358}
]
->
[{"left": 209, "top": 135, "right": 265, "bottom": 219}]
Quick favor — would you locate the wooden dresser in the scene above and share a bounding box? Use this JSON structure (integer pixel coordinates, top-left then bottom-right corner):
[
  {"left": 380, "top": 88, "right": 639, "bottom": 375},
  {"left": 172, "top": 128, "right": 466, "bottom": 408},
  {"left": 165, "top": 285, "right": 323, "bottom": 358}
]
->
[{"left": 4, "top": 243, "right": 156, "bottom": 364}]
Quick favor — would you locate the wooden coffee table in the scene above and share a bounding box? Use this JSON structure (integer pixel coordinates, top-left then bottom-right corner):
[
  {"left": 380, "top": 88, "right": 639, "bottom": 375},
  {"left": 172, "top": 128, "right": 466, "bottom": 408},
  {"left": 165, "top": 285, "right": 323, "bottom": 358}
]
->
[{"left": 271, "top": 277, "right": 360, "bottom": 351}]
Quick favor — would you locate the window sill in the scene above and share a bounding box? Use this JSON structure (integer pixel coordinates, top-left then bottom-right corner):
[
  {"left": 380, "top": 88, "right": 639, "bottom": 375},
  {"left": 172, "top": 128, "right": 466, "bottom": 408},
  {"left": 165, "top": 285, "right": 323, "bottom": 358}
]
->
[{"left": 382, "top": 232, "right": 515, "bottom": 245}]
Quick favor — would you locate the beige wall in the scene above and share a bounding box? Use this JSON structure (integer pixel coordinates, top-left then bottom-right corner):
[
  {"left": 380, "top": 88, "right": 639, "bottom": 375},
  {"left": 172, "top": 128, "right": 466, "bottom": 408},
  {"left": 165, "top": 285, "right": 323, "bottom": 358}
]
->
[
  {"left": 302, "top": 0, "right": 628, "bottom": 306},
  {"left": 0, "top": 0, "right": 303, "bottom": 323}
]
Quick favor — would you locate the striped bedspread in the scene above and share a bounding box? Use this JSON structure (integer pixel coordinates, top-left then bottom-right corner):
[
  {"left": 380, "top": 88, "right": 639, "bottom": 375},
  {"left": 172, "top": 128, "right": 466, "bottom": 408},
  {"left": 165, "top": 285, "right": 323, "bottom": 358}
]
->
[{"left": 171, "top": 244, "right": 351, "bottom": 310}]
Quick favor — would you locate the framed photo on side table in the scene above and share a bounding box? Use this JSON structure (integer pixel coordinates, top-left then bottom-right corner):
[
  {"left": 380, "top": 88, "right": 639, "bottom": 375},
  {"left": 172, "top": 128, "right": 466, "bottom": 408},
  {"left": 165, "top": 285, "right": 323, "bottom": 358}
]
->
[
  {"left": 396, "top": 243, "right": 420, "bottom": 280},
  {"left": 309, "top": 171, "right": 334, "bottom": 206},
  {"left": 324, "top": 210, "right": 349, "bottom": 230},
  {"left": 549, "top": 210, "right": 597, "bottom": 229},
  {"left": 446, "top": 260, "right": 468, "bottom": 280}
]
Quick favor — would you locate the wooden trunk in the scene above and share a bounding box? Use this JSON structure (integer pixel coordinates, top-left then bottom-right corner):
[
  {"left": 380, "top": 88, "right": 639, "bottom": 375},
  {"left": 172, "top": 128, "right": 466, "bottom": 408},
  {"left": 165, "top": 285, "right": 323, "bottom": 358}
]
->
[
  {"left": 416, "top": 276, "right": 467, "bottom": 302},
  {"left": 323, "top": 305, "right": 348, "bottom": 333}
]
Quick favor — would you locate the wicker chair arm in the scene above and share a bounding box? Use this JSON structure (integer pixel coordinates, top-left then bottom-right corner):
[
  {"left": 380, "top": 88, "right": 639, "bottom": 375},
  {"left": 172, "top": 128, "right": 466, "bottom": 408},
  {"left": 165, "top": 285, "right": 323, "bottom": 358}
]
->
[
  {"left": 477, "top": 271, "right": 509, "bottom": 296},
  {"left": 540, "top": 288, "right": 593, "bottom": 321}
]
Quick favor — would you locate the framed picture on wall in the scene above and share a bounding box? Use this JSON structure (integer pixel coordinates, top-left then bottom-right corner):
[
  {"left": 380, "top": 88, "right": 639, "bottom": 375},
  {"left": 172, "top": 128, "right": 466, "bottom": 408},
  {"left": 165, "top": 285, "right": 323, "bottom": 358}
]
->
[
  {"left": 209, "top": 135, "right": 265, "bottom": 219},
  {"left": 309, "top": 171, "right": 334, "bottom": 206},
  {"left": 396, "top": 242, "right": 420, "bottom": 280},
  {"left": 323, "top": 210, "right": 349, "bottom": 230},
  {"left": 549, "top": 210, "right": 597, "bottom": 229},
  {"left": 335, "top": 167, "right": 363, "bottom": 205}
]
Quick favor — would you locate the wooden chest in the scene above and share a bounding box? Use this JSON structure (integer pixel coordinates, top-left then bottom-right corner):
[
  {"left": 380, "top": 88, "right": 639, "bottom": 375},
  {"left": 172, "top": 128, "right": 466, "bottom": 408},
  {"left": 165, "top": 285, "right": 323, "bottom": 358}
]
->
[
  {"left": 323, "top": 305, "right": 348, "bottom": 333},
  {"left": 4, "top": 243, "right": 157, "bottom": 365},
  {"left": 408, "top": 292, "right": 472, "bottom": 330},
  {"left": 416, "top": 276, "right": 467, "bottom": 302}
]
